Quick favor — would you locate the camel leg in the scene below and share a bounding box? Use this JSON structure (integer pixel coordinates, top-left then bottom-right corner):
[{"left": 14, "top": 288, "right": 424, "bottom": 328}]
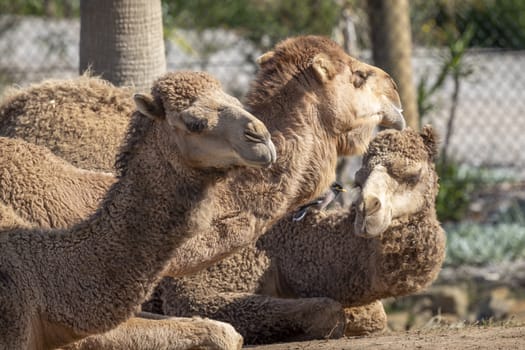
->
[
  {"left": 160, "top": 289, "right": 346, "bottom": 345},
  {"left": 59, "top": 317, "right": 243, "bottom": 350},
  {"left": 344, "top": 300, "right": 387, "bottom": 336}
]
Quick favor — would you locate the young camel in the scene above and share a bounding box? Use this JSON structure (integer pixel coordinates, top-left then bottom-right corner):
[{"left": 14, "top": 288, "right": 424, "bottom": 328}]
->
[
  {"left": 157, "top": 126, "right": 447, "bottom": 344},
  {"left": 0, "top": 71, "right": 276, "bottom": 350}
]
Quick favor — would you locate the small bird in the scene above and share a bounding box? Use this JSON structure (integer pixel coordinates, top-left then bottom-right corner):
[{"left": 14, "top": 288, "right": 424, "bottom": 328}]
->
[{"left": 292, "top": 181, "right": 347, "bottom": 222}]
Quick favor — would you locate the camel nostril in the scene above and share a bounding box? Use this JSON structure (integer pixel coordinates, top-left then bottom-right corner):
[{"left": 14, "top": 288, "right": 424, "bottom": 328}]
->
[
  {"left": 244, "top": 129, "right": 265, "bottom": 143},
  {"left": 365, "top": 196, "right": 381, "bottom": 216}
]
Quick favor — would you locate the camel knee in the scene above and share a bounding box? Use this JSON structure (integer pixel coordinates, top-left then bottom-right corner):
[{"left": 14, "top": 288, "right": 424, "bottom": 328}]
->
[{"left": 344, "top": 300, "right": 387, "bottom": 336}]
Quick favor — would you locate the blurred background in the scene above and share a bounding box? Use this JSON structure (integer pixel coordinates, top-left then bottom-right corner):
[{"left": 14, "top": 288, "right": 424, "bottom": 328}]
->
[{"left": 1, "top": 0, "right": 525, "bottom": 331}]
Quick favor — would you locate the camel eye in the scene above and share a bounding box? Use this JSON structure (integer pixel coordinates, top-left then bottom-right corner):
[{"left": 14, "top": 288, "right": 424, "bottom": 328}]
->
[
  {"left": 179, "top": 110, "right": 209, "bottom": 133},
  {"left": 404, "top": 168, "right": 422, "bottom": 185},
  {"left": 355, "top": 70, "right": 367, "bottom": 79},
  {"left": 352, "top": 70, "right": 368, "bottom": 88},
  {"left": 387, "top": 158, "right": 422, "bottom": 185}
]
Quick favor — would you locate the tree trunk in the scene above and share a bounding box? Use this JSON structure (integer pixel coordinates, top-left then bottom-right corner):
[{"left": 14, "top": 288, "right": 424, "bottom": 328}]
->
[
  {"left": 79, "top": 0, "right": 166, "bottom": 91},
  {"left": 367, "top": 0, "right": 419, "bottom": 129},
  {"left": 336, "top": 7, "right": 361, "bottom": 208}
]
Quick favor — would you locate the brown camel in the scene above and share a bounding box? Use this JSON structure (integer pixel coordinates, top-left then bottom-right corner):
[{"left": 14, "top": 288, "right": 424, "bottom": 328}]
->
[
  {"left": 157, "top": 126, "right": 446, "bottom": 344},
  {"left": 0, "top": 71, "right": 276, "bottom": 350}
]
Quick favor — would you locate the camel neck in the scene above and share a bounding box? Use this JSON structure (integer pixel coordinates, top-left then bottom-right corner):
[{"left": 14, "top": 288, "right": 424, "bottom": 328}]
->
[
  {"left": 164, "top": 95, "right": 337, "bottom": 277},
  {"left": 248, "top": 95, "right": 337, "bottom": 213},
  {"left": 263, "top": 206, "right": 445, "bottom": 307},
  {"left": 32, "top": 126, "right": 219, "bottom": 336},
  {"left": 369, "top": 208, "right": 446, "bottom": 300}
]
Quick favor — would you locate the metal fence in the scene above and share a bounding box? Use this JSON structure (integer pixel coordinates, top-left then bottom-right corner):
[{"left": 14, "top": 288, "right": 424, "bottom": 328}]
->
[{"left": 1, "top": 5, "right": 525, "bottom": 178}]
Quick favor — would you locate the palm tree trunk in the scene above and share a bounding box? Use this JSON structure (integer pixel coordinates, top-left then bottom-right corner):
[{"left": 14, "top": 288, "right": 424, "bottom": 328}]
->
[
  {"left": 79, "top": 0, "right": 166, "bottom": 91},
  {"left": 367, "top": 0, "right": 419, "bottom": 129}
]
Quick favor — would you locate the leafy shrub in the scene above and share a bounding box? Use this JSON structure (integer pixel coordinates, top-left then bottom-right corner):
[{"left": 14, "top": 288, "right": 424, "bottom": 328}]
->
[
  {"left": 411, "top": 0, "right": 525, "bottom": 49},
  {"left": 445, "top": 222, "right": 525, "bottom": 267},
  {"left": 436, "top": 160, "right": 486, "bottom": 223}
]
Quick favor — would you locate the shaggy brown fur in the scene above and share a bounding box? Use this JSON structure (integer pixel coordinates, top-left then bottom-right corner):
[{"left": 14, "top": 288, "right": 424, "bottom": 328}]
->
[
  {"left": 0, "top": 75, "right": 134, "bottom": 171},
  {"left": 0, "top": 137, "right": 115, "bottom": 230},
  {"left": 0, "top": 71, "right": 275, "bottom": 350},
  {"left": 156, "top": 126, "right": 446, "bottom": 344}
]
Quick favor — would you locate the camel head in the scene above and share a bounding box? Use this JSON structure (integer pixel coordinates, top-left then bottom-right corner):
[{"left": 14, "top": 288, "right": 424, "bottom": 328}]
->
[
  {"left": 134, "top": 71, "right": 276, "bottom": 169},
  {"left": 352, "top": 126, "right": 439, "bottom": 238},
  {"left": 252, "top": 35, "right": 405, "bottom": 156}
]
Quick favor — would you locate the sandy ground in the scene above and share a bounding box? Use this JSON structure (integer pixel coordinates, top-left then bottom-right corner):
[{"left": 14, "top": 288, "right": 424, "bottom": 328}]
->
[{"left": 245, "top": 325, "right": 525, "bottom": 350}]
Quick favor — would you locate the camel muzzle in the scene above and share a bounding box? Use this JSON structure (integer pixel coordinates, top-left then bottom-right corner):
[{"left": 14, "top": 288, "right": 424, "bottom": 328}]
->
[{"left": 381, "top": 105, "right": 406, "bottom": 131}]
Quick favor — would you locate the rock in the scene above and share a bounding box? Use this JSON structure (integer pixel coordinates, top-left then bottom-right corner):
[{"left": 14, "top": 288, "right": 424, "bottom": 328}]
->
[
  {"left": 422, "top": 285, "right": 469, "bottom": 318},
  {"left": 477, "top": 286, "right": 515, "bottom": 321}
]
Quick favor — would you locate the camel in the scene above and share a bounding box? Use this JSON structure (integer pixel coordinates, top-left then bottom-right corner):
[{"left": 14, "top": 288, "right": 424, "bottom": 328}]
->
[
  {"left": 156, "top": 126, "right": 447, "bottom": 344},
  {"left": 0, "top": 71, "right": 276, "bottom": 350},
  {"left": 0, "top": 75, "right": 134, "bottom": 171}
]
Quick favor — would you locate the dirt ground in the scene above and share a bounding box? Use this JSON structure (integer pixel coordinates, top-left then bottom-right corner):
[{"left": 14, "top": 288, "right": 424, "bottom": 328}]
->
[{"left": 245, "top": 325, "right": 525, "bottom": 349}]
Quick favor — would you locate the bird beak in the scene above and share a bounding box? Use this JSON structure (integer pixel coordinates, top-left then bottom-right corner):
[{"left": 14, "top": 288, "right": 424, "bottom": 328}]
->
[{"left": 341, "top": 188, "right": 347, "bottom": 192}]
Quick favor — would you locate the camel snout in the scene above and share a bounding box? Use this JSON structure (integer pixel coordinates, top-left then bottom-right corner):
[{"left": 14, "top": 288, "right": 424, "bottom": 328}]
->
[
  {"left": 240, "top": 122, "right": 277, "bottom": 167},
  {"left": 353, "top": 194, "right": 388, "bottom": 238},
  {"left": 380, "top": 102, "right": 406, "bottom": 131}
]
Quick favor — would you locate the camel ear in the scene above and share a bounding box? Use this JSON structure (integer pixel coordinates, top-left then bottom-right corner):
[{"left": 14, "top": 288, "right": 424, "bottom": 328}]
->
[
  {"left": 134, "top": 93, "right": 165, "bottom": 120},
  {"left": 256, "top": 51, "right": 275, "bottom": 66},
  {"left": 420, "top": 125, "right": 439, "bottom": 161},
  {"left": 312, "top": 53, "right": 336, "bottom": 83}
]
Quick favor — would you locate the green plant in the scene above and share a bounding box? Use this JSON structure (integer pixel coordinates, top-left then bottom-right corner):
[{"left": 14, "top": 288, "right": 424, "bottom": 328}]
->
[
  {"left": 411, "top": 0, "right": 525, "bottom": 49},
  {"left": 162, "top": 0, "right": 343, "bottom": 50},
  {"left": 0, "top": 0, "right": 79, "bottom": 18},
  {"left": 436, "top": 159, "right": 485, "bottom": 223},
  {"left": 445, "top": 222, "right": 525, "bottom": 267}
]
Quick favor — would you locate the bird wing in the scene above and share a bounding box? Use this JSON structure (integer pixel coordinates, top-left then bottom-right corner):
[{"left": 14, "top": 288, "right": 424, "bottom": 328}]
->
[
  {"left": 298, "top": 198, "right": 323, "bottom": 211},
  {"left": 292, "top": 209, "right": 308, "bottom": 221},
  {"left": 317, "top": 191, "right": 337, "bottom": 211},
  {"left": 292, "top": 198, "right": 323, "bottom": 222}
]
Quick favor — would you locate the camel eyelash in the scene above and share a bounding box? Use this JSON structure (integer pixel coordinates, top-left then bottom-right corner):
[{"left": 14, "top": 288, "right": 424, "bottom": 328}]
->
[{"left": 354, "top": 71, "right": 368, "bottom": 80}]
